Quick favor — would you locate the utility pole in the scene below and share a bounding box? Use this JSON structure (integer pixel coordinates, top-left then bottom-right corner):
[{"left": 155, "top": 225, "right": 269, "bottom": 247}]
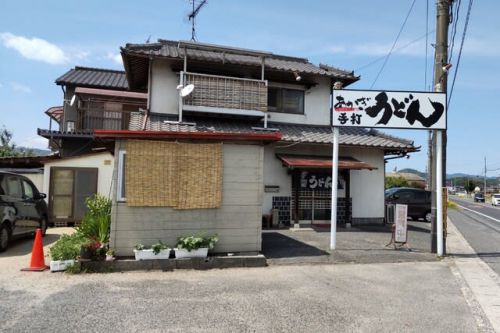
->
[
  {"left": 484, "top": 156, "right": 487, "bottom": 194},
  {"left": 431, "top": 0, "right": 451, "bottom": 254}
]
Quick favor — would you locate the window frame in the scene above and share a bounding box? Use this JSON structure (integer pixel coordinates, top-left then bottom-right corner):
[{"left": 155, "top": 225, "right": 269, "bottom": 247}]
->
[
  {"left": 117, "top": 150, "right": 126, "bottom": 202},
  {"left": 267, "top": 84, "right": 305, "bottom": 115}
]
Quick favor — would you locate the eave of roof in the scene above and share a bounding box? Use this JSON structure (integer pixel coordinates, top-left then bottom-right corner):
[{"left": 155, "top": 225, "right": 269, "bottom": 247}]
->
[
  {"left": 128, "top": 112, "right": 417, "bottom": 152},
  {"left": 277, "top": 155, "right": 377, "bottom": 170},
  {"left": 121, "top": 39, "right": 359, "bottom": 89},
  {"left": 94, "top": 129, "right": 282, "bottom": 142},
  {"left": 55, "top": 66, "right": 129, "bottom": 90},
  {"left": 75, "top": 87, "right": 147, "bottom": 100}
]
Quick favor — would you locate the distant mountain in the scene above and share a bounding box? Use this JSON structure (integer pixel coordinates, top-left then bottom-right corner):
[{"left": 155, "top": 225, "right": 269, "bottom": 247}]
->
[
  {"left": 398, "top": 168, "right": 427, "bottom": 179},
  {"left": 397, "top": 168, "right": 496, "bottom": 181},
  {"left": 14, "top": 147, "right": 51, "bottom": 156}
]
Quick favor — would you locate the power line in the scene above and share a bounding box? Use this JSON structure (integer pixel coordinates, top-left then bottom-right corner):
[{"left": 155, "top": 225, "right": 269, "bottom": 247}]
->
[
  {"left": 448, "top": 0, "right": 462, "bottom": 64},
  {"left": 424, "top": 0, "right": 429, "bottom": 90},
  {"left": 448, "top": 0, "right": 473, "bottom": 106},
  {"left": 370, "top": 0, "right": 417, "bottom": 89},
  {"left": 355, "top": 30, "right": 434, "bottom": 72}
]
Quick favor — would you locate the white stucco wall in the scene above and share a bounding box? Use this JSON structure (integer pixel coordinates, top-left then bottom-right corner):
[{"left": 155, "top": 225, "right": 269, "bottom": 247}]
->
[
  {"left": 150, "top": 58, "right": 179, "bottom": 115},
  {"left": 262, "top": 144, "right": 385, "bottom": 220},
  {"left": 150, "top": 62, "right": 331, "bottom": 125},
  {"left": 267, "top": 76, "right": 331, "bottom": 126},
  {"left": 42, "top": 152, "right": 115, "bottom": 201},
  {"left": 342, "top": 147, "right": 385, "bottom": 219}
]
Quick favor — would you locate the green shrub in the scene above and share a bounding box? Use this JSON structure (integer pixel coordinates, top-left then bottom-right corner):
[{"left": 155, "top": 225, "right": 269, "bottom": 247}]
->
[
  {"left": 176, "top": 233, "right": 218, "bottom": 252},
  {"left": 76, "top": 194, "right": 112, "bottom": 245},
  {"left": 49, "top": 233, "right": 87, "bottom": 261}
]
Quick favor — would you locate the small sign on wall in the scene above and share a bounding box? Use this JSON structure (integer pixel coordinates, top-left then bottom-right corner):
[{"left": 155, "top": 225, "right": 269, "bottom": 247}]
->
[
  {"left": 394, "top": 204, "right": 408, "bottom": 243},
  {"left": 264, "top": 185, "right": 280, "bottom": 193},
  {"left": 300, "top": 171, "right": 344, "bottom": 190}
]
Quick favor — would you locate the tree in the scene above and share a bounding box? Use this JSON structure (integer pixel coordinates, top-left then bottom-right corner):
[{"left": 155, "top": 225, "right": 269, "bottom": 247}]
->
[
  {"left": 385, "top": 176, "right": 409, "bottom": 189},
  {"left": 0, "top": 126, "right": 33, "bottom": 157}
]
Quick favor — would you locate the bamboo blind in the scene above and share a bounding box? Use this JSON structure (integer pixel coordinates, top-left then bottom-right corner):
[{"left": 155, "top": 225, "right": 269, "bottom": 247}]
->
[
  {"left": 125, "top": 140, "right": 223, "bottom": 209},
  {"left": 176, "top": 143, "right": 223, "bottom": 209}
]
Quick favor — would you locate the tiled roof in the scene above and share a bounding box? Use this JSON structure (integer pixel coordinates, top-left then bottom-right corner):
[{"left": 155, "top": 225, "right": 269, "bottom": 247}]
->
[
  {"left": 122, "top": 39, "right": 358, "bottom": 81},
  {"left": 129, "top": 113, "right": 415, "bottom": 151},
  {"left": 55, "top": 66, "right": 128, "bottom": 90}
]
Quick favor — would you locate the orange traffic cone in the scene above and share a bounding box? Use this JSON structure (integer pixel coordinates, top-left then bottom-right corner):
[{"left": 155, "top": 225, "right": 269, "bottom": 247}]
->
[{"left": 21, "top": 228, "right": 48, "bottom": 272}]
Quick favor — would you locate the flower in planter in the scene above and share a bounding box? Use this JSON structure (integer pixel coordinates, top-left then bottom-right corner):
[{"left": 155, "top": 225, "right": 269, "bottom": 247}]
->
[
  {"left": 151, "top": 241, "right": 169, "bottom": 255},
  {"left": 133, "top": 241, "right": 171, "bottom": 260},
  {"left": 176, "top": 233, "right": 218, "bottom": 252}
]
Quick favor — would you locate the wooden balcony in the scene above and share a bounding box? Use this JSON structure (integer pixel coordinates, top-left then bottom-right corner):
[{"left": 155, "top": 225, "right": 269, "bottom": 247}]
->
[
  {"left": 76, "top": 108, "right": 132, "bottom": 130},
  {"left": 182, "top": 72, "right": 267, "bottom": 116}
]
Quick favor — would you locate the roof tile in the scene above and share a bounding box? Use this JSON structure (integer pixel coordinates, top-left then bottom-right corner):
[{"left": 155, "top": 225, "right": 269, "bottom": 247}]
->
[
  {"left": 55, "top": 66, "right": 128, "bottom": 90},
  {"left": 128, "top": 113, "right": 415, "bottom": 150}
]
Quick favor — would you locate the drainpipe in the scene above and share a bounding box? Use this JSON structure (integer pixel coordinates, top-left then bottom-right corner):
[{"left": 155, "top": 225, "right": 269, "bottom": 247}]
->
[
  {"left": 261, "top": 56, "right": 268, "bottom": 128},
  {"left": 142, "top": 55, "right": 153, "bottom": 130}
]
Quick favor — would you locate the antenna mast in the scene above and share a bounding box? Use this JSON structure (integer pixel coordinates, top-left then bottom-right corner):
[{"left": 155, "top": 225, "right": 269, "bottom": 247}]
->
[{"left": 188, "top": 0, "right": 208, "bottom": 41}]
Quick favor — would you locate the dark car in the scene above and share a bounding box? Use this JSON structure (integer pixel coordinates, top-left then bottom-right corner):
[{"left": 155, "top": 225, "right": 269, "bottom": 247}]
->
[
  {"left": 385, "top": 187, "right": 432, "bottom": 222},
  {"left": 474, "top": 192, "right": 485, "bottom": 202},
  {"left": 0, "top": 171, "right": 49, "bottom": 252}
]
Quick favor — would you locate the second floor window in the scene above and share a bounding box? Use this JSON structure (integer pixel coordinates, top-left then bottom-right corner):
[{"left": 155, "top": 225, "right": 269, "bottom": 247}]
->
[{"left": 268, "top": 87, "right": 304, "bottom": 114}]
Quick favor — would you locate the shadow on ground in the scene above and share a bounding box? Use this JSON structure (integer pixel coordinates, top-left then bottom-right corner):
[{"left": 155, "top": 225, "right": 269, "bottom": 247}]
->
[{"left": 262, "top": 221, "right": 437, "bottom": 265}]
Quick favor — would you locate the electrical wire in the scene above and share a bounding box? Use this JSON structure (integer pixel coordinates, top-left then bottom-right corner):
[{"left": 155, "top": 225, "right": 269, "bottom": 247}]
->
[
  {"left": 370, "top": 0, "right": 417, "bottom": 89},
  {"left": 424, "top": 0, "right": 429, "bottom": 90},
  {"left": 355, "top": 30, "right": 434, "bottom": 72},
  {"left": 448, "top": 0, "right": 462, "bottom": 64},
  {"left": 448, "top": 0, "right": 473, "bottom": 106}
]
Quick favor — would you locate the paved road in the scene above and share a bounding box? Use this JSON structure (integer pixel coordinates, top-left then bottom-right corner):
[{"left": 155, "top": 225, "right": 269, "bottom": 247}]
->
[
  {"left": 449, "top": 196, "right": 500, "bottom": 276},
  {"left": 0, "top": 228, "right": 484, "bottom": 332}
]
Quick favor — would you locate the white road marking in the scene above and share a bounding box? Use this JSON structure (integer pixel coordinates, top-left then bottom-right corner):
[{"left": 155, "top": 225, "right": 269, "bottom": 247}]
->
[{"left": 454, "top": 202, "right": 500, "bottom": 224}]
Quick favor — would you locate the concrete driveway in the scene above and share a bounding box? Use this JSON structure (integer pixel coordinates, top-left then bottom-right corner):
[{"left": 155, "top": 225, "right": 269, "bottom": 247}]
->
[{"left": 262, "top": 221, "right": 437, "bottom": 265}]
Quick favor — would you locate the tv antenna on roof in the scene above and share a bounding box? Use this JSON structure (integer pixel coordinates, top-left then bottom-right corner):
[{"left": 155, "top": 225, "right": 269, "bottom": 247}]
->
[{"left": 187, "top": 0, "right": 207, "bottom": 41}]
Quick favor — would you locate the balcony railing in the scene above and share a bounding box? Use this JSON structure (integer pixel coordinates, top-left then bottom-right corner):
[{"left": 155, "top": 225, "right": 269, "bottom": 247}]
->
[
  {"left": 183, "top": 72, "right": 267, "bottom": 113},
  {"left": 76, "top": 109, "right": 132, "bottom": 130}
]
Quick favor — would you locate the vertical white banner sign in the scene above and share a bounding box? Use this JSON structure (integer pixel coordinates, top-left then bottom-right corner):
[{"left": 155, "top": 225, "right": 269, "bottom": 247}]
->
[{"left": 394, "top": 204, "right": 408, "bottom": 243}]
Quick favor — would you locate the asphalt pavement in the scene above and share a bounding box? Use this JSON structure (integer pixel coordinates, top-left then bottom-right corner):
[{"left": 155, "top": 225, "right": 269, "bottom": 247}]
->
[{"left": 449, "top": 196, "right": 500, "bottom": 276}]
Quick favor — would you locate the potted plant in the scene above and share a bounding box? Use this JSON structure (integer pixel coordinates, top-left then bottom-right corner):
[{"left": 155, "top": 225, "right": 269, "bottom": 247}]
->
[
  {"left": 174, "top": 233, "right": 218, "bottom": 259},
  {"left": 105, "top": 248, "right": 115, "bottom": 261},
  {"left": 133, "top": 241, "right": 171, "bottom": 260},
  {"left": 48, "top": 233, "right": 86, "bottom": 272},
  {"left": 79, "top": 240, "right": 101, "bottom": 261}
]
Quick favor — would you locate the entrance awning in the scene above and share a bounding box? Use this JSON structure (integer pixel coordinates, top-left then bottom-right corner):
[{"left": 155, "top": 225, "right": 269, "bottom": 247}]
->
[{"left": 277, "top": 155, "right": 377, "bottom": 170}]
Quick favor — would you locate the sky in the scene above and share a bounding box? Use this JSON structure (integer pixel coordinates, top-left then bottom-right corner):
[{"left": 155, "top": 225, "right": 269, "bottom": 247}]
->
[{"left": 0, "top": 0, "right": 498, "bottom": 176}]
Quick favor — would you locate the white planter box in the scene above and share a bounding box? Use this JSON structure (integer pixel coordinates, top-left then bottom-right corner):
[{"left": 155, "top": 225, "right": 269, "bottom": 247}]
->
[
  {"left": 134, "top": 248, "right": 171, "bottom": 260},
  {"left": 50, "top": 259, "right": 76, "bottom": 272},
  {"left": 174, "top": 247, "right": 208, "bottom": 259}
]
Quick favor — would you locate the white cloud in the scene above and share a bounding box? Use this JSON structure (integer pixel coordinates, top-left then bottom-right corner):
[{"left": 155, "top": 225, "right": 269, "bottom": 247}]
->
[
  {"left": 10, "top": 82, "right": 31, "bottom": 93},
  {"left": 460, "top": 37, "right": 500, "bottom": 57},
  {"left": 328, "top": 46, "right": 346, "bottom": 54},
  {"left": 0, "top": 32, "right": 69, "bottom": 65},
  {"left": 18, "top": 136, "right": 48, "bottom": 150},
  {"left": 107, "top": 52, "right": 123, "bottom": 65}
]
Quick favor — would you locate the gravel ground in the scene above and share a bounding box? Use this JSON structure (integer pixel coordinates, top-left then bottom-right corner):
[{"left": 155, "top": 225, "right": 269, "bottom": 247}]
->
[{"left": 0, "top": 227, "right": 480, "bottom": 332}]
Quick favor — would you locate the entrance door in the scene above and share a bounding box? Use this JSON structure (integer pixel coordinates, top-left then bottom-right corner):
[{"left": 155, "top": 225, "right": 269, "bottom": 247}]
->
[
  {"left": 49, "top": 167, "right": 98, "bottom": 225},
  {"left": 292, "top": 188, "right": 332, "bottom": 225}
]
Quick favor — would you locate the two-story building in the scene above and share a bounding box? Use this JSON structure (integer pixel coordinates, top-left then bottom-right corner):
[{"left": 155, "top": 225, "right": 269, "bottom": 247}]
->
[
  {"left": 38, "top": 67, "right": 147, "bottom": 226},
  {"left": 76, "top": 39, "right": 417, "bottom": 255}
]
